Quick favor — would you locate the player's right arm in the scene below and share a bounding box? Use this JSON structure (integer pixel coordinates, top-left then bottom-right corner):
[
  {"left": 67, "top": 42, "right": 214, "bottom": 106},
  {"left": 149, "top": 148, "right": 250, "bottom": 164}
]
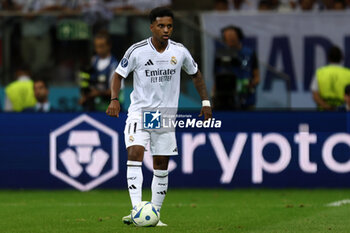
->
[
  {"left": 106, "top": 43, "right": 137, "bottom": 117},
  {"left": 106, "top": 72, "right": 123, "bottom": 117}
]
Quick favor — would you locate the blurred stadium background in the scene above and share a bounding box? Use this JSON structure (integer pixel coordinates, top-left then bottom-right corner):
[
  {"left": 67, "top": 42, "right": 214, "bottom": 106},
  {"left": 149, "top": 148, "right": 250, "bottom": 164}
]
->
[{"left": 1, "top": 0, "right": 350, "bottom": 232}]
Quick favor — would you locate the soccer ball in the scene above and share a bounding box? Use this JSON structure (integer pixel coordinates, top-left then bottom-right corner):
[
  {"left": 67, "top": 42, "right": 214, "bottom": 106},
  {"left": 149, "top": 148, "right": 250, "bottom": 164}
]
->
[{"left": 131, "top": 201, "right": 160, "bottom": 227}]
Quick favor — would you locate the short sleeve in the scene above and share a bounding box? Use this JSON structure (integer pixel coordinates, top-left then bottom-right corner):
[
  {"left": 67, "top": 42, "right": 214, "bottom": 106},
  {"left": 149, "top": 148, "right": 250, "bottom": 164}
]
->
[
  {"left": 182, "top": 47, "right": 198, "bottom": 75},
  {"left": 115, "top": 47, "right": 136, "bottom": 78}
]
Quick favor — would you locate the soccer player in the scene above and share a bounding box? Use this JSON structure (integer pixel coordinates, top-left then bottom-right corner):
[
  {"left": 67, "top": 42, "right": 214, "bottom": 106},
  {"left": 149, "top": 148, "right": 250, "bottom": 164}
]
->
[{"left": 106, "top": 7, "right": 212, "bottom": 226}]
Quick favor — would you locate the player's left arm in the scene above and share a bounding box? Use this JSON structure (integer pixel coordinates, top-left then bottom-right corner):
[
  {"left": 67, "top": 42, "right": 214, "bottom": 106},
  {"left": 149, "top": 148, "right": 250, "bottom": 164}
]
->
[{"left": 191, "top": 70, "right": 212, "bottom": 121}]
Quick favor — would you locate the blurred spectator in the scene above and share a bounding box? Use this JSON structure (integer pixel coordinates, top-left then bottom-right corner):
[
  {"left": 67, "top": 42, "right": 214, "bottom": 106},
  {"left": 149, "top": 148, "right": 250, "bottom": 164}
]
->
[
  {"left": 107, "top": 0, "right": 172, "bottom": 12},
  {"left": 269, "top": 0, "right": 281, "bottom": 10},
  {"left": 61, "top": 0, "right": 87, "bottom": 11},
  {"left": 213, "top": 25, "right": 260, "bottom": 110},
  {"left": 12, "top": 0, "right": 67, "bottom": 12},
  {"left": 288, "top": 0, "right": 298, "bottom": 9},
  {"left": 79, "top": 0, "right": 113, "bottom": 33},
  {"left": 5, "top": 65, "right": 36, "bottom": 112},
  {"left": 333, "top": 0, "right": 346, "bottom": 9},
  {"left": 321, "top": 0, "right": 334, "bottom": 10},
  {"left": 298, "top": 0, "right": 317, "bottom": 11},
  {"left": 11, "top": 0, "right": 62, "bottom": 76},
  {"left": 338, "top": 84, "right": 350, "bottom": 111},
  {"left": 79, "top": 30, "right": 120, "bottom": 112},
  {"left": 31, "top": 79, "right": 53, "bottom": 112},
  {"left": 258, "top": 0, "right": 272, "bottom": 10},
  {"left": 310, "top": 46, "right": 350, "bottom": 110},
  {"left": 228, "top": 0, "right": 258, "bottom": 11},
  {"left": 275, "top": 0, "right": 297, "bottom": 11},
  {"left": 0, "top": 0, "right": 21, "bottom": 10},
  {"left": 108, "top": 1, "right": 172, "bottom": 43},
  {"left": 214, "top": 0, "right": 229, "bottom": 11},
  {"left": 232, "top": 0, "right": 245, "bottom": 10}
]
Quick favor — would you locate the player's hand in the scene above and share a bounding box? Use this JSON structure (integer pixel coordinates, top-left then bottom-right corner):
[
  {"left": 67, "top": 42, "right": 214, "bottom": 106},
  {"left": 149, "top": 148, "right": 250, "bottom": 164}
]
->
[
  {"left": 199, "top": 106, "right": 212, "bottom": 121},
  {"left": 106, "top": 100, "right": 120, "bottom": 118}
]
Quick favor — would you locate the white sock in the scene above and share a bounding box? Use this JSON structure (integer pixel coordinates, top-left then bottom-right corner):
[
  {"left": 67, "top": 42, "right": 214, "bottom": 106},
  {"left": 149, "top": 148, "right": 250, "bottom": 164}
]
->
[
  {"left": 127, "top": 160, "right": 143, "bottom": 208},
  {"left": 151, "top": 170, "right": 168, "bottom": 211}
]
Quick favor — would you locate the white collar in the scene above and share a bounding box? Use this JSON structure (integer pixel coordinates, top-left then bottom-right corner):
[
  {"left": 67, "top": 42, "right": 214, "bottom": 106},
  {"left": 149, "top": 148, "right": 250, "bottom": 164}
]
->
[
  {"left": 18, "top": 75, "right": 31, "bottom": 81},
  {"left": 99, "top": 55, "right": 111, "bottom": 62},
  {"left": 35, "top": 102, "right": 50, "bottom": 112}
]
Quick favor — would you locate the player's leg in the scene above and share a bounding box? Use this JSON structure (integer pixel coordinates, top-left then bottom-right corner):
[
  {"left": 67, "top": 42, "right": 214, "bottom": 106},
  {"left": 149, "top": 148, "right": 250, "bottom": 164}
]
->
[
  {"left": 123, "top": 117, "right": 149, "bottom": 225},
  {"left": 126, "top": 145, "right": 144, "bottom": 208},
  {"left": 123, "top": 146, "right": 145, "bottom": 225},
  {"left": 150, "top": 131, "right": 177, "bottom": 226},
  {"left": 151, "top": 156, "right": 169, "bottom": 210}
]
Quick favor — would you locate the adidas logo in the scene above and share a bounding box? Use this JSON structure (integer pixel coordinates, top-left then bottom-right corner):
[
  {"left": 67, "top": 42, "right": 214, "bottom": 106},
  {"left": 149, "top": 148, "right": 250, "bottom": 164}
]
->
[
  {"left": 173, "top": 147, "right": 178, "bottom": 152},
  {"left": 128, "top": 185, "right": 137, "bottom": 189},
  {"left": 157, "top": 191, "right": 167, "bottom": 195},
  {"left": 145, "top": 59, "right": 154, "bottom": 66}
]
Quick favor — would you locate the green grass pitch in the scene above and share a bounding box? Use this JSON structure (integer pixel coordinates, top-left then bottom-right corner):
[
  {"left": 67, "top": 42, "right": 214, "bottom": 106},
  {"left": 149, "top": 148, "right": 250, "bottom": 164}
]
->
[{"left": 0, "top": 189, "right": 349, "bottom": 233}]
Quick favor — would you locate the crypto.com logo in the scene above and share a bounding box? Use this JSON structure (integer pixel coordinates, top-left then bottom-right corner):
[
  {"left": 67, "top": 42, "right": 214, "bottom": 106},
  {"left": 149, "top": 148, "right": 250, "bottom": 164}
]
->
[{"left": 50, "top": 114, "right": 118, "bottom": 191}]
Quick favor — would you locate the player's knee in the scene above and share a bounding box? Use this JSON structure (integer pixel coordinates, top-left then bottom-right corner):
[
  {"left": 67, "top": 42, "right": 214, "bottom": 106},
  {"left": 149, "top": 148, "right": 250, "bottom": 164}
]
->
[{"left": 153, "top": 156, "right": 169, "bottom": 170}]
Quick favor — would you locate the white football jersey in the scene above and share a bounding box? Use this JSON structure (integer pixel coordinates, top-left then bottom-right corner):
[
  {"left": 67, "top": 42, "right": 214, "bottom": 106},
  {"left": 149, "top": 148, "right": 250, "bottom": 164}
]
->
[{"left": 116, "top": 37, "right": 198, "bottom": 115}]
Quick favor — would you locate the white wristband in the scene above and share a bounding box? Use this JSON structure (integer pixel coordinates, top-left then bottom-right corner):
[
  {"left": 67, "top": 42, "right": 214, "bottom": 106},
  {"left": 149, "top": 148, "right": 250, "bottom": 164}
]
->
[{"left": 202, "top": 100, "right": 211, "bottom": 107}]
